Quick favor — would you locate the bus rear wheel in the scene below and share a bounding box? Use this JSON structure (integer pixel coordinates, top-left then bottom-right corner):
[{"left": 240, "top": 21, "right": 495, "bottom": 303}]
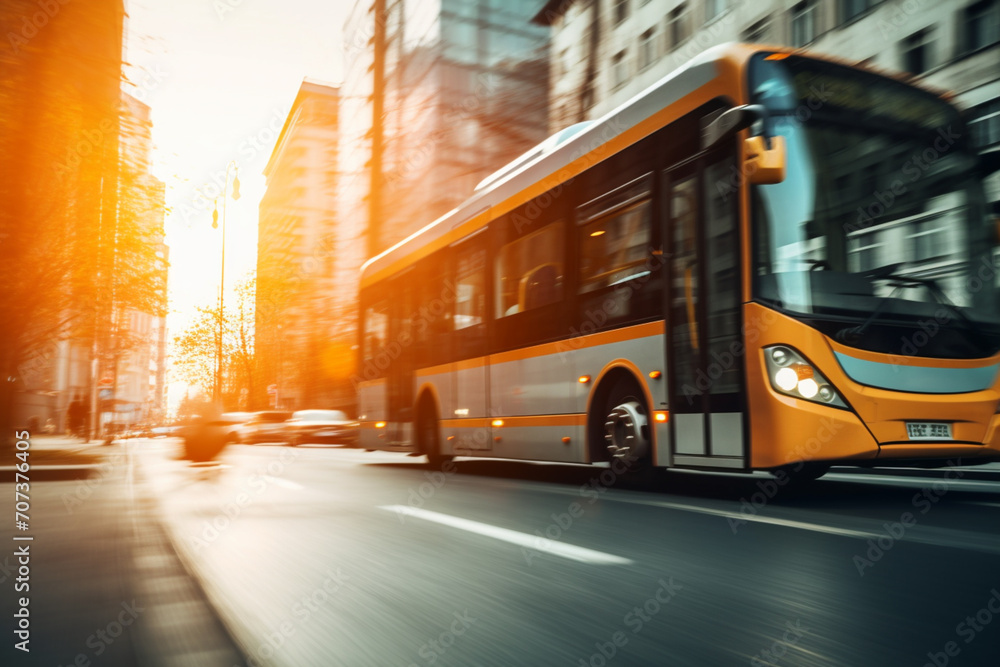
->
[{"left": 417, "top": 401, "right": 451, "bottom": 468}]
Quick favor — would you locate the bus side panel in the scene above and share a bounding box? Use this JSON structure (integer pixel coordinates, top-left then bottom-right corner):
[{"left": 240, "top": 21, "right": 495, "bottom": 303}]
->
[
  {"left": 486, "top": 325, "right": 666, "bottom": 463},
  {"left": 358, "top": 378, "right": 388, "bottom": 450},
  {"left": 450, "top": 362, "right": 490, "bottom": 452},
  {"left": 490, "top": 351, "right": 577, "bottom": 416},
  {"left": 574, "top": 331, "right": 667, "bottom": 465},
  {"left": 574, "top": 333, "right": 667, "bottom": 410}
]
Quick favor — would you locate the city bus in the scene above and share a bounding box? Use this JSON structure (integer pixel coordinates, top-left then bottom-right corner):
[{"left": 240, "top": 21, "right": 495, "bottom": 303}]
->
[{"left": 356, "top": 42, "right": 1000, "bottom": 480}]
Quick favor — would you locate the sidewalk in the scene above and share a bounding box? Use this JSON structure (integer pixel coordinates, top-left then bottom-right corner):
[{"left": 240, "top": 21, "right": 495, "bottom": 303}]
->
[
  {"left": 0, "top": 433, "right": 108, "bottom": 481},
  {"left": 0, "top": 439, "right": 247, "bottom": 667}
]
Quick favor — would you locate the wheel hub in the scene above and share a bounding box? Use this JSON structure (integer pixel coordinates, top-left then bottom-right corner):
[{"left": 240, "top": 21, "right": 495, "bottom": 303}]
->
[{"left": 604, "top": 400, "right": 649, "bottom": 464}]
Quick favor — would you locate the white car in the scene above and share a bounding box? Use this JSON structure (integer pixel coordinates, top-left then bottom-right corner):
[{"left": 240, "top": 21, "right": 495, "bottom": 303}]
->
[
  {"left": 239, "top": 411, "right": 293, "bottom": 444},
  {"left": 283, "top": 409, "right": 359, "bottom": 446}
]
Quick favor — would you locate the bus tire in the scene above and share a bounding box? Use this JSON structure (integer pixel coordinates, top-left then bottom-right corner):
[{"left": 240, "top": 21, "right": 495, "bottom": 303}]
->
[
  {"left": 780, "top": 463, "right": 829, "bottom": 483},
  {"left": 417, "top": 395, "right": 451, "bottom": 468},
  {"left": 594, "top": 375, "right": 652, "bottom": 476}
]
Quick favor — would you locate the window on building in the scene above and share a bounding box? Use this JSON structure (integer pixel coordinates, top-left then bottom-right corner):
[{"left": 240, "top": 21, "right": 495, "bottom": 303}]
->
[
  {"left": 553, "top": 47, "right": 567, "bottom": 79},
  {"left": 841, "top": 0, "right": 878, "bottom": 24},
  {"left": 849, "top": 231, "right": 883, "bottom": 273},
  {"left": 791, "top": 1, "right": 817, "bottom": 46},
  {"left": 742, "top": 17, "right": 771, "bottom": 43},
  {"left": 612, "top": 49, "right": 628, "bottom": 89},
  {"left": 964, "top": 0, "right": 1000, "bottom": 51},
  {"left": 901, "top": 29, "right": 933, "bottom": 74},
  {"left": 910, "top": 217, "right": 949, "bottom": 262},
  {"left": 639, "top": 27, "right": 658, "bottom": 70},
  {"left": 968, "top": 100, "right": 1000, "bottom": 151},
  {"left": 614, "top": 0, "right": 629, "bottom": 25},
  {"left": 705, "top": 0, "right": 728, "bottom": 23},
  {"left": 667, "top": 3, "right": 690, "bottom": 49}
]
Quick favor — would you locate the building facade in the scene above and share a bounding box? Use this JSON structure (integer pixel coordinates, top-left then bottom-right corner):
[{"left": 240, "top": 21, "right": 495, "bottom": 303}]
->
[
  {"left": 534, "top": 0, "right": 999, "bottom": 208},
  {"left": 258, "top": 79, "right": 353, "bottom": 411},
  {"left": 109, "top": 93, "right": 168, "bottom": 428},
  {"left": 340, "top": 0, "right": 551, "bottom": 259},
  {"left": 0, "top": 0, "right": 127, "bottom": 436}
]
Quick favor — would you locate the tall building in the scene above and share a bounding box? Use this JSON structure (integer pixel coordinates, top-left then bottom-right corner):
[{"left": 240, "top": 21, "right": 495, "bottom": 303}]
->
[
  {"left": 340, "top": 0, "right": 551, "bottom": 259},
  {"left": 0, "top": 0, "right": 126, "bottom": 435},
  {"left": 113, "top": 93, "right": 168, "bottom": 427},
  {"left": 258, "top": 79, "right": 352, "bottom": 410},
  {"left": 533, "top": 0, "right": 999, "bottom": 207}
]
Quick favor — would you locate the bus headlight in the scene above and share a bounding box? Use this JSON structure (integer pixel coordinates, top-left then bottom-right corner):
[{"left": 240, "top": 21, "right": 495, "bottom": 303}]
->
[{"left": 763, "top": 346, "right": 847, "bottom": 408}]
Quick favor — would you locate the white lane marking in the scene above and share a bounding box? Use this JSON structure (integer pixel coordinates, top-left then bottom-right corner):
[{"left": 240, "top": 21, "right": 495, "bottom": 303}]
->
[
  {"left": 378, "top": 505, "right": 633, "bottom": 565},
  {"left": 623, "top": 499, "right": 878, "bottom": 539},
  {"left": 968, "top": 501, "right": 1000, "bottom": 509},
  {"left": 529, "top": 486, "right": 1000, "bottom": 554},
  {"left": 260, "top": 474, "right": 303, "bottom": 491}
]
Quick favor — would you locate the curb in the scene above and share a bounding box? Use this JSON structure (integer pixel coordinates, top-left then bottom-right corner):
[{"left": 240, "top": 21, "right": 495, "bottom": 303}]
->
[
  {"left": 0, "top": 464, "right": 99, "bottom": 481},
  {"left": 128, "top": 451, "right": 250, "bottom": 667}
]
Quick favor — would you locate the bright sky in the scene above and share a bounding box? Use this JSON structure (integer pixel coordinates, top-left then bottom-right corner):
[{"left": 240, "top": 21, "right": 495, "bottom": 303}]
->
[{"left": 124, "top": 0, "right": 347, "bottom": 412}]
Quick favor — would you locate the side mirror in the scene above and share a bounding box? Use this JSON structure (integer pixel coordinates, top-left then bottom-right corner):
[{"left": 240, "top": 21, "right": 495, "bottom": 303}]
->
[
  {"left": 702, "top": 104, "right": 767, "bottom": 150},
  {"left": 745, "top": 135, "right": 786, "bottom": 184}
]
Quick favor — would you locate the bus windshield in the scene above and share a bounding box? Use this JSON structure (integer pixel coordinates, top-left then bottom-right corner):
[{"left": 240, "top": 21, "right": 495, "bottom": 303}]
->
[{"left": 749, "top": 54, "right": 1000, "bottom": 359}]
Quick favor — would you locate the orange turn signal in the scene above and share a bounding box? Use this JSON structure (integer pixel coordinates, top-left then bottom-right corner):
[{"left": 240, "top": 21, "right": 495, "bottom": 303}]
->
[
  {"left": 491, "top": 419, "right": 504, "bottom": 428},
  {"left": 578, "top": 375, "right": 591, "bottom": 384},
  {"left": 375, "top": 421, "right": 386, "bottom": 429},
  {"left": 648, "top": 370, "right": 662, "bottom": 380},
  {"left": 653, "top": 411, "right": 669, "bottom": 423}
]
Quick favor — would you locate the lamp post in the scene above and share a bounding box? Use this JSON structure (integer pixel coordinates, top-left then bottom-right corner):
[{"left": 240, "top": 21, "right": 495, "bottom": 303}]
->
[{"left": 212, "top": 161, "right": 240, "bottom": 405}]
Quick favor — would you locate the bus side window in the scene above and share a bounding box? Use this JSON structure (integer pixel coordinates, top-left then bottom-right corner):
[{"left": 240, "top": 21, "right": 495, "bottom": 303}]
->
[
  {"left": 576, "top": 174, "right": 660, "bottom": 331},
  {"left": 363, "top": 300, "right": 389, "bottom": 375},
  {"left": 455, "top": 247, "right": 486, "bottom": 331},
  {"left": 415, "top": 254, "right": 450, "bottom": 368},
  {"left": 495, "top": 221, "right": 565, "bottom": 318}
]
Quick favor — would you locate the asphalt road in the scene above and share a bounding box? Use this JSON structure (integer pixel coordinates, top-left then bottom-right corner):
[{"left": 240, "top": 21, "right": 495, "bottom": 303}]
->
[{"left": 132, "top": 439, "right": 1000, "bottom": 667}]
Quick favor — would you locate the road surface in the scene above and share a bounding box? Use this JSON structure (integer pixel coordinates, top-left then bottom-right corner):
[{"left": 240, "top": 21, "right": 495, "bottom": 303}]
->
[{"left": 131, "top": 439, "right": 1000, "bottom": 667}]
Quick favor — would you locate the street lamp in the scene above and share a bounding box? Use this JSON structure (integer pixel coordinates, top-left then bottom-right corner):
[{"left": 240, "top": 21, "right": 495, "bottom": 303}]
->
[{"left": 212, "top": 161, "right": 240, "bottom": 405}]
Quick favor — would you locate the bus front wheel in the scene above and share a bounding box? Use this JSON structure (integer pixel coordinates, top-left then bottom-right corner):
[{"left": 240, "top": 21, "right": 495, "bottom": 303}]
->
[
  {"left": 777, "top": 463, "right": 829, "bottom": 483},
  {"left": 600, "top": 378, "right": 652, "bottom": 474}
]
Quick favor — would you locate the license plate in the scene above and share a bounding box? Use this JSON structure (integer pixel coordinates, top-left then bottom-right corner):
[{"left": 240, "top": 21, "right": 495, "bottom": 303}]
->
[{"left": 906, "top": 422, "right": 952, "bottom": 440}]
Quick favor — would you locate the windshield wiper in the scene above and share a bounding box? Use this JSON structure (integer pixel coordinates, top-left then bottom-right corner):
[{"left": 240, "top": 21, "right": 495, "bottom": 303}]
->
[{"left": 835, "top": 265, "right": 983, "bottom": 350}]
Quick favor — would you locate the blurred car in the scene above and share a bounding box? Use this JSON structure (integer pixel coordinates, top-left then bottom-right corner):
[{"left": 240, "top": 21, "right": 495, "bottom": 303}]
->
[
  {"left": 151, "top": 424, "right": 183, "bottom": 437},
  {"left": 239, "top": 411, "right": 293, "bottom": 444},
  {"left": 283, "top": 409, "right": 359, "bottom": 447},
  {"left": 221, "top": 411, "right": 255, "bottom": 443}
]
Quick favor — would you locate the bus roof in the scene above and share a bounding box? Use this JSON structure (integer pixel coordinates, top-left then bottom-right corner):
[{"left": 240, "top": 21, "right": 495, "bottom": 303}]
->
[{"left": 358, "top": 42, "right": 946, "bottom": 289}]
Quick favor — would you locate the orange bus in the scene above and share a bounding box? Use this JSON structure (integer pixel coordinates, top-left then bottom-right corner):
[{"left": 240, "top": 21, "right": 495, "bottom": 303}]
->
[{"left": 356, "top": 43, "right": 1000, "bottom": 480}]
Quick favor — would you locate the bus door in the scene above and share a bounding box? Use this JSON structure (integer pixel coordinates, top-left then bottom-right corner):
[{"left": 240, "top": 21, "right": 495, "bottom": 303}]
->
[
  {"left": 387, "top": 269, "right": 417, "bottom": 445},
  {"left": 665, "top": 147, "right": 747, "bottom": 470}
]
